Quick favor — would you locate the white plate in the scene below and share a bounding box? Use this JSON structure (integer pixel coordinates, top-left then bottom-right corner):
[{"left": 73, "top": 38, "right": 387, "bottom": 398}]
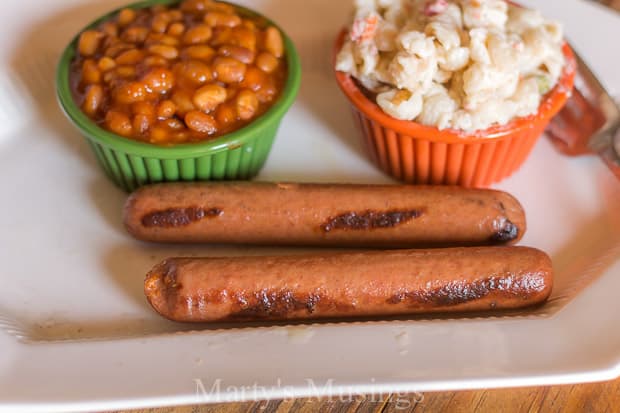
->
[{"left": 1, "top": 0, "right": 620, "bottom": 412}]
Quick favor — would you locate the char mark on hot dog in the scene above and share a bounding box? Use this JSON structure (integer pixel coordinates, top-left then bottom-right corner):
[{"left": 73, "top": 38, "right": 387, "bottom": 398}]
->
[
  {"left": 387, "top": 272, "right": 547, "bottom": 307},
  {"left": 321, "top": 209, "right": 424, "bottom": 232},
  {"left": 490, "top": 217, "right": 519, "bottom": 242},
  {"left": 141, "top": 207, "right": 223, "bottom": 228}
]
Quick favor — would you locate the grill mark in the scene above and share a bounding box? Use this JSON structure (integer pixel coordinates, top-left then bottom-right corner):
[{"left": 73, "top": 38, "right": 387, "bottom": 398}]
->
[
  {"left": 202, "top": 289, "right": 342, "bottom": 321},
  {"left": 141, "top": 207, "right": 222, "bottom": 228},
  {"left": 490, "top": 217, "right": 519, "bottom": 242},
  {"left": 223, "top": 290, "right": 328, "bottom": 320},
  {"left": 387, "top": 273, "right": 547, "bottom": 306},
  {"left": 321, "top": 209, "right": 423, "bottom": 233}
]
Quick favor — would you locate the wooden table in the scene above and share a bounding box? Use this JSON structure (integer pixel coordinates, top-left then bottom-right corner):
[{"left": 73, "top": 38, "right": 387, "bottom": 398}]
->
[
  {"left": 111, "top": 1, "right": 619, "bottom": 412},
  {"left": 110, "top": 379, "right": 620, "bottom": 412}
]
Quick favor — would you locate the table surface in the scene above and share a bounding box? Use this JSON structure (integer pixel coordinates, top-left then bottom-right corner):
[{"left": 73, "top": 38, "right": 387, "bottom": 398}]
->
[
  {"left": 108, "top": 379, "right": 620, "bottom": 413},
  {"left": 108, "top": 1, "right": 619, "bottom": 412}
]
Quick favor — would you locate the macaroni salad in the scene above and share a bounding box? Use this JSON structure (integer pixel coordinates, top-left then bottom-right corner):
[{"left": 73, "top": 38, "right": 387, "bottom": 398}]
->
[{"left": 336, "top": 0, "right": 565, "bottom": 132}]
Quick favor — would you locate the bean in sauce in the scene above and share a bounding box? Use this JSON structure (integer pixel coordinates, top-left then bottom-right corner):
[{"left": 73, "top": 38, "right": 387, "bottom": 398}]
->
[{"left": 70, "top": 0, "right": 287, "bottom": 145}]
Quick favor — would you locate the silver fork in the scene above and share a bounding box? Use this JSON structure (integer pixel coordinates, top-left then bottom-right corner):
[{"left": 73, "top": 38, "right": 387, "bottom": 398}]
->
[
  {"left": 546, "top": 45, "right": 620, "bottom": 179},
  {"left": 0, "top": 312, "right": 30, "bottom": 342}
]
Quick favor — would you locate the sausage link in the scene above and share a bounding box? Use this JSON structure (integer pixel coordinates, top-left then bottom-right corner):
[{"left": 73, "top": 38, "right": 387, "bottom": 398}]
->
[
  {"left": 144, "top": 246, "right": 553, "bottom": 322},
  {"left": 124, "top": 182, "right": 526, "bottom": 247}
]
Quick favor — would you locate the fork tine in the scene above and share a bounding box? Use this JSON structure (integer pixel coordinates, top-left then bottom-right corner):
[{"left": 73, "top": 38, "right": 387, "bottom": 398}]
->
[{"left": 0, "top": 314, "right": 29, "bottom": 341}]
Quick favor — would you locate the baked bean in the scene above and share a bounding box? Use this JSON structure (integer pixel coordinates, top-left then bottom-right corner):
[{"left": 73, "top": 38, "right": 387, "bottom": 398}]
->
[
  {"left": 218, "top": 45, "right": 254, "bottom": 64},
  {"left": 141, "top": 67, "right": 175, "bottom": 93},
  {"left": 204, "top": 12, "right": 241, "bottom": 27},
  {"left": 82, "top": 59, "right": 102, "bottom": 84},
  {"left": 148, "top": 44, "right": 179, "bottom": 59},
  {"left": 105, "top": 111, "right": 133, "bottom": 136},
  {"left": 263, "top": 27, "right": 283, "bottom": 58},
  {"left": 213, "top": 56, "right": 246, "bottom": 83},
  {"left": 192, "top": 83, "right": 227, "bottom": 111},
  {"left": 230, "top": 26, "right": 256, "bottom": 51},
  {"left": 256, "top": 77, "right": 278, "bottom": 103},
  {"left": 174, "top": 60, "right": 213, "bottom": 85},
  {"left": 78, "top": 30, "right": 103, "bottom": 56},
  {"left": 118, "top": 8, "right": 136, "bottom": 26},
  {"left": 157, "top": 100, "right": 176, "bottom": 119},
  {"left": 143, "top": 55, "right": 169, "bottom": 67},
  {"left": 171, "top": 89, "right": 196, "bottom": 115},
  {"left": 113, "top": 82, "right": 147, "bottom": 104},
  {"left": 205, "top": 1, "right": 235, "bottom": 14},
  {"left": 182, "top": 24, "right": 212, "bottom": 45},
  {"left": 71, "top": 0, "right": 287, "bottom": 144},
  {"left": 103, "top": 71, "right": 118, "bottom": 85},
  {"left": 115, "top": 65, "right": 137, "bottom": 79},
  {"left": 256, "top": 84, "right": 277, "bottom": 103},
  {"left": 133, "top": 113, "right": 152, "bottom": 135},
  {"left": 185, "top": 110, "right": 217, "bottom": 133},
  {"left": 169, "top": 9, "right": 183, "bottom": 22},
  {"left": 149, "top": 125, "right": 169, "bottom": 143},
  {"left": 241, "top": 20, "right": 257, "bottom": 31},
  {"left": 235, "top": 89, "right": 259, "bottom": 120},
  {"left": 210, "top": 27, "right": 232, "bottom": 47},
  {"left": 133, "top": 101, "right": 156, "bottom": 117},
  {"left": 225, "top": 85, "right": 239, "bottom": 100},
  {"left": 101, "top": 22, "right": 118, "bottom": 38},
  {"left": 115, "top": 49, "right": 145, "bottom": 65},
  {"left": 255, "top": 52, "right": 278, "bottom": 73},
  {"left": 145, "top": 33, "right": 174, "bottom": 47},
  {"left": 152, "top": 13, "right": 171, "bottom": 33},
  {"left": 121, "top": 26, "right": 149, "bottom": 43},
  {"left": 172, "top": 130, "right": 190, "bottom": 142},
  {"left": 165, "top": 117, "right": 185, "bottom": 130},
  {"left": 181, "top": 0, "right": 207, "bottom": 14},
  {"left": 240, "top": 66, "right": 266, "bottom": 91},
  {"left": 159, "top": 34, "right": 180, "bottom": 46},
  {"left": 97, "top": 56, "right": 116, "bottom": 72},
  {"left": 104, "top": 41, "right": 132, "bottom": 58},
  {"left": 215, "top": 101, "right": 237, "bottom": 126},
  {"left": 181, "top": 45, "right": 215, "bottom": 60},
  {"left": 168, "top": 22, "right": 185, "bottom": 37},
  {"left": 82, "top": 84, "right": 104, "bottom": 116}
]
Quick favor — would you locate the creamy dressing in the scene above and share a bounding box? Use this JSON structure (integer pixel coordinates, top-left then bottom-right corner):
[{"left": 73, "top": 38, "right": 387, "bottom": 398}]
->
[{"left": 336, "top": 0, "right": 565, "bottom": 132}]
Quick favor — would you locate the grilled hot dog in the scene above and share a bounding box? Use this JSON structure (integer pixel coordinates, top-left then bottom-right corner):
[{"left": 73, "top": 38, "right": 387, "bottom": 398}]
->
[
  {"left": 124, "top": 182, "right": 526, "bottom": 247},
  {"left": 144, "top": 246, "right": 552, "bottom": 322}
]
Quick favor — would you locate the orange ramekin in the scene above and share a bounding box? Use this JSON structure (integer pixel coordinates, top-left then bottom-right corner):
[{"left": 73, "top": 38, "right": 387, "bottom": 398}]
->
[{"left": 334, "top": 30, "right": 576, "bottom": 187}]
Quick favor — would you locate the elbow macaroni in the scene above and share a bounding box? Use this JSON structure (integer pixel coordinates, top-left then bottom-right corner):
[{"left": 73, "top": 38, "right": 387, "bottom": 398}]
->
[{"left": 335, "top": 0, "right": 565, "bottom": 132}]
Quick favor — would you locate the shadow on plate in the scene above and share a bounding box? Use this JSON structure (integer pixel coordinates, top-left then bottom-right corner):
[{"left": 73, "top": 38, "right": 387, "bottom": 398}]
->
[
  {"left": 545, "top": 169, "right": 620, "bottom": 313},
  {"left": 8, "top": 1, "right": 137, "bottom": 240},
  {"left": 0, "top": 233, "right": 566, "bottom": 344},
  {"left": 1, "top": 302, "right": 553, "bottom": 344},
  {"left": 263, "top": 0, "right": 372, "bottom": 163},
  {"left": 9, "top": 0, "right": 129, "bottom": 165},
  {"left": 88, "top": 177, "right": 128, "bottom": 233}
]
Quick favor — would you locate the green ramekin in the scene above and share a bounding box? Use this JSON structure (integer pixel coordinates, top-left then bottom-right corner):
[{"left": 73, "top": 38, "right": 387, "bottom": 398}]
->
[{"left": 56, "top": 0, "right": 301, "bottom": 192}]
